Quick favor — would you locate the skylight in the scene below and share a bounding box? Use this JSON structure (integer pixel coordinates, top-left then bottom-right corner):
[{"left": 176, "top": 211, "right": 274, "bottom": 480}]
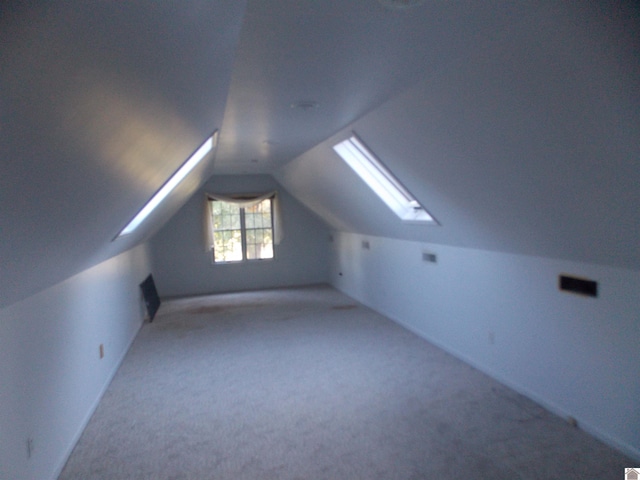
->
[
  {"left": 332, "top": 135, "right": 436, "bottom": 223},
  {"left": 117, "top": 131, "right": 217, "bottom": 238}
]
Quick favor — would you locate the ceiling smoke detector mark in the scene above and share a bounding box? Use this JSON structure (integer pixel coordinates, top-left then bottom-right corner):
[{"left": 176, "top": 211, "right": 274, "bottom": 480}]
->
[
  {"left": 378, "top": 0, "right": 426, "bottom": 10},
  {"left": 290, "top": 100, "right": 319, "bottom": 111}
]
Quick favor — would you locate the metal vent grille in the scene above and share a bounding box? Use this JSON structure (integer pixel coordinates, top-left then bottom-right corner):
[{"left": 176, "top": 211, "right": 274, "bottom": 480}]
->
[{"left": 378, "top": 0, "right": 426, "bottom": 10}]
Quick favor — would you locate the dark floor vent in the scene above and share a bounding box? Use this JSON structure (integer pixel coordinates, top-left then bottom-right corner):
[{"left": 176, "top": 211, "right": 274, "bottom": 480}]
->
[
  {"left": 140, "top": 274, "right": 161, "bottom": 321},
  {"left": 559, "top": 275, "right": 598, "bottom": 298}
]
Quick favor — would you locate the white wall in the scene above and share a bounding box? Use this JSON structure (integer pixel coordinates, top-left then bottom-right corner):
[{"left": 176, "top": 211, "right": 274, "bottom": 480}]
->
[
  {"left": 149, "top": 174, "right": 331, "bottom": 297},
  {"left": 0, "top": 244, "right": 152, "bottom": 480},
  {"left": 330, "top": 231, "right": 640, "bottom": 461}
]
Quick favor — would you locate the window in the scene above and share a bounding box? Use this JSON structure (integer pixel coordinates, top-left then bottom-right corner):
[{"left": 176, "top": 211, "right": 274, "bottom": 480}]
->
[
  {"left": 117, "top": 131, "right": 217, "bottom": 238},
  {"left": 332, "top": 134, "right": 437, "bottom": 224},
  {"left": 209, "top": 197, "right": 274, "bottom": 263}
]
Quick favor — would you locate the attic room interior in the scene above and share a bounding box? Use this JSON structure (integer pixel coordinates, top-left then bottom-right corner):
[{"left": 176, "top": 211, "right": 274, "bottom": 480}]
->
[{"left": 1, "top": 1, "right": 638, "bottom": 479}]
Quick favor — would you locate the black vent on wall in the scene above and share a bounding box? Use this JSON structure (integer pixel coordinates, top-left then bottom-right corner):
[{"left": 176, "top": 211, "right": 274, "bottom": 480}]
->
[{"left": 559, "top": 275, "right": 598, "bottom": 298}]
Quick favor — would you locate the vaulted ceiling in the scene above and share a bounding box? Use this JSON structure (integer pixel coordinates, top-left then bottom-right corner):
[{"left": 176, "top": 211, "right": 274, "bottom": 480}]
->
[{"left": 1, "top": 1, "right": 638, "bottom": 308}]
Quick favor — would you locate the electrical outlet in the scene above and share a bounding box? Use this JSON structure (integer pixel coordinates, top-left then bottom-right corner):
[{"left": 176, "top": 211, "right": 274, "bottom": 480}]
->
[
  {"left": 99, "top": 344, "right": 104, "bottom": 359},
  {"left": 27, "top": 438, "right": 34, "bottom": 459},
  {"left": 362, "top": 240, "right": 370, "bottom": 250}
]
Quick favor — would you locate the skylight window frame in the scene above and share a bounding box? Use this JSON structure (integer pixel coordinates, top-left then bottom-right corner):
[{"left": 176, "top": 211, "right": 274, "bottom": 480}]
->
[
  {"left": 116, "top": 131, "right": 218, "bottom": 238},
  {"left": 332, "top": 135, "right": 437, "bottom": 224}
]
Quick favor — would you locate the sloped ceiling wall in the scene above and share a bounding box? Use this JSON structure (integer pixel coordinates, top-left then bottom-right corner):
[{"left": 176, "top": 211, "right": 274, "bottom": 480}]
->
[
  {"left": 1, "top": 1, "right": 638, "bottom": 307},
  {"left": 0, "top": 1, "right": 247, "bottom": 308},
  {"left": 277, "top": 2, "right": 640, "bottom": 270}
]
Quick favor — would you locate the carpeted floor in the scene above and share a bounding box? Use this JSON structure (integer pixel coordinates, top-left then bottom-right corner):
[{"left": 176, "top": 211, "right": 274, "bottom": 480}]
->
[{"left": 59, "top": 285, "right": 633, "bottom": 479}]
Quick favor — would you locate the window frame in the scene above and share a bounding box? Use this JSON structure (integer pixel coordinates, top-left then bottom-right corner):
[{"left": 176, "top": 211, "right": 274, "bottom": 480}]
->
[
  {"left": 332, "top": 134, "right": 438, "bottom": 224},
  {"left": 209, "top": 195, "right": 275, "bottom": 264}
]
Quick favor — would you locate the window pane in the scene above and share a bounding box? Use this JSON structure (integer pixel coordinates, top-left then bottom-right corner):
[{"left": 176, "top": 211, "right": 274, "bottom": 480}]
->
[
  {"left": 229, "top": 233, "right": 242, "bottom": 261},
  {"left": 262, "top": 229, "right": 272, "bottom": 246},
  {"left": 222, "top": 201, "right": 238, "bottom": 215},
  {"left": 214, "top": 229, "right": 238, "bottom": 262},
  {"left": 213, "top": 233, "right": 225, "bottom": 261},
  {"left": 211, "top": 200, "right": 242, "bottom": 262},
  {"left": 245, "top": 226, "right": 272, "bottom": 260},
  {"left": 261, "top": 242, "right": 274, "bottom": 259},
  {"left": 214, "top": 228, "right": 242, "bottom": 262},
  {"left": 259, "top": 229, "right": 273, "bottom": 259}
]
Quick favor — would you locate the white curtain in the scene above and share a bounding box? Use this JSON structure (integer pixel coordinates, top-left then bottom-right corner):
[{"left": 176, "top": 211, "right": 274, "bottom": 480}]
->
[{"left": 203, "top": 191, "right": 283, "bottom": 252}]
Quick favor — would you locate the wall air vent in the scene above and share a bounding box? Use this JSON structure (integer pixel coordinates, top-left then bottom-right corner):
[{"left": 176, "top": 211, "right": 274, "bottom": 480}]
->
[
  {"left": 378, "top": 0, "right": 426, "bottom": 10},
  {"left": 422, "top": 252, "right": 437, "bottom": 263},
  {"left": 559, "top": 275, "right": 598, "bottom": 298}
]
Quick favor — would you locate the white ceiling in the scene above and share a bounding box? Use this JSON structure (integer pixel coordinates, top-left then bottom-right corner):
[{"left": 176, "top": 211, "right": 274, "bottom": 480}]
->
[
  {"left": 214, "top": 0, "right": 538, "bottom": 173},
  {"left": 1, "top": 1, "right": 638, "bottom": 308}
]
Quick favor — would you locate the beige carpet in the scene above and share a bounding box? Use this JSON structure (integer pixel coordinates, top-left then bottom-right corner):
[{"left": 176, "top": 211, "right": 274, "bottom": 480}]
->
[{"left": 59, "top": 285, "right": 633, "bottom": 479}]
